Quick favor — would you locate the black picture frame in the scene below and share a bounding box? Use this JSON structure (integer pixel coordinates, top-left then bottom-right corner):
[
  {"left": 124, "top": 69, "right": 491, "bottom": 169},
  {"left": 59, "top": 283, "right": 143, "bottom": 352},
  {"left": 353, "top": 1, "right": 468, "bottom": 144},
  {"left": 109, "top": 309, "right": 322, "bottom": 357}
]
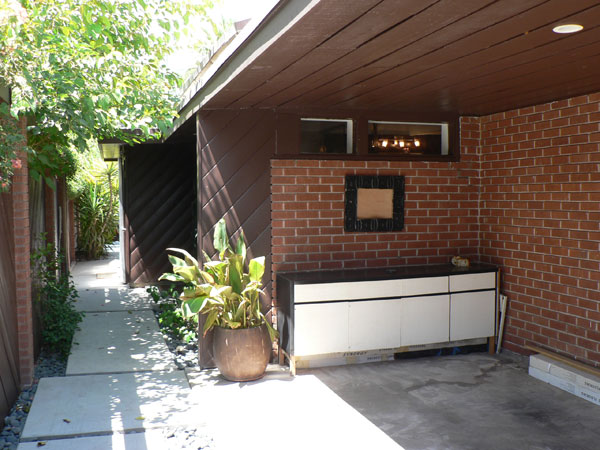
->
[{"left": 344, "top": 175, "right": 405, "bottom": 232}]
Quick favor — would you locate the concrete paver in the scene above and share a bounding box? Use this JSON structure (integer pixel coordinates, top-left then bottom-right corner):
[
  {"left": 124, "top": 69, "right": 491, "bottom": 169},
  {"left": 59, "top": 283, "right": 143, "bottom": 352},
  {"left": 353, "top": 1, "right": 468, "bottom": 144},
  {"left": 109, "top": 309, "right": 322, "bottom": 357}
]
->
[
  {"left": 18, "top": 430, "right": 199, "bottom": 450},
  {"left": 75, "top": 288, "right": 153, "bottom": 312},
  {"left": 186, "top": 368, "right": 402, "bottom": 450},
  {"left": 20, "top": 371, "right": 200, "bottom": 442},
  {"left": 66, "top": 311, "right": 176, "bottom": 375}
]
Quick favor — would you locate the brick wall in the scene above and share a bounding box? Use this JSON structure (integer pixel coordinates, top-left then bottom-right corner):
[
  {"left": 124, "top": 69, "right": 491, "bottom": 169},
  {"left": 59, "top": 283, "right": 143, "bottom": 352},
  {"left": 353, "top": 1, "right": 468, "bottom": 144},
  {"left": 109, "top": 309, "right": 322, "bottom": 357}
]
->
[
  {"left": 271, "top": 117, "right": 482, "bottom": 274},
  {"left": 480, "top": 93, "right": 600, "bottom": 366},
  {"left": 13, "top": 117, "right": 33, "bottom": 387}
]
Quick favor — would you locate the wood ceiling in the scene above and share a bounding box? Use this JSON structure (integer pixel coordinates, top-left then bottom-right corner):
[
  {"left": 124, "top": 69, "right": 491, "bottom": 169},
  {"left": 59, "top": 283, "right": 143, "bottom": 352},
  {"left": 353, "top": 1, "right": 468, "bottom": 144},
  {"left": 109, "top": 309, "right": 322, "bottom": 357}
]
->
[{"left": 200, "top": 0, "right": 600, "bottom": 117}]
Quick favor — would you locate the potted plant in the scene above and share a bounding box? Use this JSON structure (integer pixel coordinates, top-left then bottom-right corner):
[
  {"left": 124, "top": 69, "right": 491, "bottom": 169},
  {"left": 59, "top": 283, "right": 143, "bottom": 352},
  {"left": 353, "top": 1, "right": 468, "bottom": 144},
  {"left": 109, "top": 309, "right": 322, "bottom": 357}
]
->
[{"left": 160, "top": 218, "right": 277, "bottom": 381}]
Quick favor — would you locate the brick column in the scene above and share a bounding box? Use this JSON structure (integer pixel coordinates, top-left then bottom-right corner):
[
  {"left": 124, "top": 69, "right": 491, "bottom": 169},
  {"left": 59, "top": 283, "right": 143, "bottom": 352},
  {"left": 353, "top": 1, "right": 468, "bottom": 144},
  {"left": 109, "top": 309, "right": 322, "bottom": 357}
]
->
[{"left": 12, "top": 117, "right": 33, "bottom": 387}]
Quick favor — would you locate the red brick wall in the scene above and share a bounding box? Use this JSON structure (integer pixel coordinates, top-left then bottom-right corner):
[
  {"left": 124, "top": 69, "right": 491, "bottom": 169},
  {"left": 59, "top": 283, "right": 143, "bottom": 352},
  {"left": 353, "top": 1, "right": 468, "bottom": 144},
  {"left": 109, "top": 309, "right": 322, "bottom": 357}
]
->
[
  {"left": 13, "top": 118, "right": 33, "bottom": 387},
  {"left": 271, "top": 117, "right": 482, "bottom": 274},
  {"left": 480, "top": 93, "right": 600, "bottom": 366}
]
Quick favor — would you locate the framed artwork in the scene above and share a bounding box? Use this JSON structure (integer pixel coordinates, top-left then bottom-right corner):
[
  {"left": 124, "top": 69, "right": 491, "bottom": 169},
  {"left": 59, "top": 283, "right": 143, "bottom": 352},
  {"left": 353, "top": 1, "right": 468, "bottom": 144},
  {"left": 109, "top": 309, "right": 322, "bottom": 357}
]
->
[{"left": 344, "top": 175, "right": 405, "bottom": 232}]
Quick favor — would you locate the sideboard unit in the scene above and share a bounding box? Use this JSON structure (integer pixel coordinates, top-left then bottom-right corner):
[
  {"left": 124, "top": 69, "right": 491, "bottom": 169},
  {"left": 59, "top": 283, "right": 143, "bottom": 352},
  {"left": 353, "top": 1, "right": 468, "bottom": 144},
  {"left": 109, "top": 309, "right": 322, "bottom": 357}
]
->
[{"left": 276, "top": 264, "right": 498, "bottom": 373}]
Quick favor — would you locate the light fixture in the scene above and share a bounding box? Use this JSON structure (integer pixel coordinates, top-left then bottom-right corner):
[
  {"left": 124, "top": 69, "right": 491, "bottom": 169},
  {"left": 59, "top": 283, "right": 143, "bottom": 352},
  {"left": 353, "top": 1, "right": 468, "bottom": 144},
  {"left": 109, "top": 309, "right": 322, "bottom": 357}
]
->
[
  {"left": 552, "top": 24, "right": 583, "bottom": 34},
  {"left": 373, "top": 136, "right": 422, "bottom": 152}
]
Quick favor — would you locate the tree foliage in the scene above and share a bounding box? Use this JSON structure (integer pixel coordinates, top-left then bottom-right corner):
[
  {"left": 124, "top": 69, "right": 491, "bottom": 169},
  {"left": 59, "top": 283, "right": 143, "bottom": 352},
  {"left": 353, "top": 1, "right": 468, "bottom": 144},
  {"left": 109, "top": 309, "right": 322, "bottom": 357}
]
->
[{"left": 0, "top": 0, "right": 216, "bottom": 191}]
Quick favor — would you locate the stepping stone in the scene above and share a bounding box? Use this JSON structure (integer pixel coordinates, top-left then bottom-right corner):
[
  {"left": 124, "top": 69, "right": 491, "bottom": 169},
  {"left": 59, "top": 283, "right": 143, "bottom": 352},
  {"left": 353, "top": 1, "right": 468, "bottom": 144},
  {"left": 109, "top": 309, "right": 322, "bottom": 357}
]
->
[
  {"left": 66, "top": 311, "right": 176, "bottom": 375},
  {"left": 20, "top": 372, "right": 201, "bottom": 442},
  {"left": 187, "top": 372, "right": 402, "bottom": 449},
  {"left": 75, "top": 288, "right": 153, "bottom": 312}
]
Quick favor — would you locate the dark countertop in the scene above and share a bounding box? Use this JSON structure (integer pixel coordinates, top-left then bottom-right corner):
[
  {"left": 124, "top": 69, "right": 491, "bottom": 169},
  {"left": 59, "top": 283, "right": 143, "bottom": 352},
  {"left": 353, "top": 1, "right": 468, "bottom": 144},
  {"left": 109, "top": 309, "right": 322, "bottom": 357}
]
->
[{"left": 276, "top": 263, "right": 497, "bottom": 284}]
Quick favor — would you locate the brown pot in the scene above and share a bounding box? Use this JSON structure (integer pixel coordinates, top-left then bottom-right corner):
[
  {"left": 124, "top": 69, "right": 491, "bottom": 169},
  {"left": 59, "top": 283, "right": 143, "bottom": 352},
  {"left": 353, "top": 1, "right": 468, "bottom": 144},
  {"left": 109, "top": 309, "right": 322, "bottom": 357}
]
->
[{"left": 213, "top": 324, "right": 272, "bottom": 382}]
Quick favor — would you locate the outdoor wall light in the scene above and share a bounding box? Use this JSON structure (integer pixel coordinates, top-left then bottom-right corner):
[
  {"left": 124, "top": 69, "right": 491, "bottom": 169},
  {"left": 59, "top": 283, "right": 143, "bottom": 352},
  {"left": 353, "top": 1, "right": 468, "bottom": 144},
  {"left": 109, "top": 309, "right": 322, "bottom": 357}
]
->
[{"left": 552, "top": 24, "right": 583, "bottom": 34}]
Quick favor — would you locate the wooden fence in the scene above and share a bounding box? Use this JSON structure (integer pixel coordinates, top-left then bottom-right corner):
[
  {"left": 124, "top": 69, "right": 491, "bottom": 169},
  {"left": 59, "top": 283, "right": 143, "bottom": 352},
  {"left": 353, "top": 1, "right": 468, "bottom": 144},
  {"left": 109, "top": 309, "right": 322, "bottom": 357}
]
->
[{"left": 0, "top": 192, "right": 20, "bottom": 422}]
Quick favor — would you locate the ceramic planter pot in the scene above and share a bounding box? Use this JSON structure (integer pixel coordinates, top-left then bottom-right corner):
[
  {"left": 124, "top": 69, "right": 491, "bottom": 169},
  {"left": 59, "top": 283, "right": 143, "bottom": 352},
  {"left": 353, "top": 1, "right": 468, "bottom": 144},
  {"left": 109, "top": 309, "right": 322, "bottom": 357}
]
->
[{"left": 213, "top": 324, "right": 272, "bottom": 382}]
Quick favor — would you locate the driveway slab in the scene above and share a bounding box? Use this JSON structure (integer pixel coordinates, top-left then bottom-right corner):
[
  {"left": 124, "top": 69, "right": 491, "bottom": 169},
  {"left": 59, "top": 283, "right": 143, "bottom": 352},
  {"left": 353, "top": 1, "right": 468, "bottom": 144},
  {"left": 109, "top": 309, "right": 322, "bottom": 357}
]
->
[
  {"left": 187, "top": 368, "right": 403, "bottom": 450},
  {"left": 20, "top": 371, "right": 200, "bottom": 442},
  {"left": 75, "top": 287, "right": 153, "bottom": 312},
  {"left": 66, "top": 311, "right": 176, "bottom": 375}
]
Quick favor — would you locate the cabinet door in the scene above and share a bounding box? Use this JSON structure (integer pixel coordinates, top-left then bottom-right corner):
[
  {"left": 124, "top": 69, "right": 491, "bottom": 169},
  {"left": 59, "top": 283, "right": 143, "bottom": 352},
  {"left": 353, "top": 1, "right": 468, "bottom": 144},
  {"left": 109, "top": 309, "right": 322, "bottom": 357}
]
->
[
  {"left": 294, "top": 302, "right": 349, "bottom": 356},
  {"left": 450, "top": 291, "right": 496, "bottom": 341},
  {"left": 348, "top": 299, "right": 402, "bottom": 351},
  {"left": 449, "top": 272, "right": 496, "bottom": 291},
  {"left": 400, "top": 295, "right": 450, "bottom": 346}
]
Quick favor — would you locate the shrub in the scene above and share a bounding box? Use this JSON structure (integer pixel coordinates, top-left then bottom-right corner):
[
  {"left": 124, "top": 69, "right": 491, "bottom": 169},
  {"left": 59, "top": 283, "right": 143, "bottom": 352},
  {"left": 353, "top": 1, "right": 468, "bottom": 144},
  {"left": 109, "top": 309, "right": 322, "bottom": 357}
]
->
[
  {"left": 147, "top": 285, "right": 198, "bottom": 343},
  {"left": 32, "top": 241, "right": 84, "bottom": 360},
  {"left": 69, "top": 145, "right": 119, "bottom": 259}
]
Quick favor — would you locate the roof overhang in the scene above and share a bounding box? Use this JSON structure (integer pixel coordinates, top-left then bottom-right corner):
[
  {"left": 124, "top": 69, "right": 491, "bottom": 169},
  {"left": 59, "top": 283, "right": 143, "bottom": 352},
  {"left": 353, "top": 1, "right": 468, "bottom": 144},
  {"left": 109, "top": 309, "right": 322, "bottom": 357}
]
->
[{"left": 175, "top": 0, "right": 600, "bottom": 127}]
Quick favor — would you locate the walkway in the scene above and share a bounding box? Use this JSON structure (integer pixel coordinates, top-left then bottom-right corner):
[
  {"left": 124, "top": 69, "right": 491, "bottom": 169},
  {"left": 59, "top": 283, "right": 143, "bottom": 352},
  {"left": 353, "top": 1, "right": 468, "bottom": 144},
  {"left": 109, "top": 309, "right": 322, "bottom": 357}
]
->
[{"left": 16, "top": 253, "right": 402, "bottom": 449}]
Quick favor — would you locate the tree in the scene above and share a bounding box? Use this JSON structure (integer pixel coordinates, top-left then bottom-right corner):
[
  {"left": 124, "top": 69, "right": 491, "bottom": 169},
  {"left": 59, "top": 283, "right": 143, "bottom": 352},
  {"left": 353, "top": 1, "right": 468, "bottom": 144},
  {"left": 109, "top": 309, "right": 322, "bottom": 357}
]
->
[{"left": 0, "top": 0, "right": 217, "bottom": 191}]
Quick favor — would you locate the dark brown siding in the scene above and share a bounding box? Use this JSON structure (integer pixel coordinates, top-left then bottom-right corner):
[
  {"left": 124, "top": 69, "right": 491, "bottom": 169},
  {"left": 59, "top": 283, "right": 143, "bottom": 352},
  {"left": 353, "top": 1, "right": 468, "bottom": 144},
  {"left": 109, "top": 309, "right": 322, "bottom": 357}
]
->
[
  {"left": 0, "top": 192, "right": 20, "bottom": 425},
  {"left": 198, "top": 110, "right": 276, "bottom": 307},
  {"left": 123, "top": 143, "right": 196, "bottom": 285}
]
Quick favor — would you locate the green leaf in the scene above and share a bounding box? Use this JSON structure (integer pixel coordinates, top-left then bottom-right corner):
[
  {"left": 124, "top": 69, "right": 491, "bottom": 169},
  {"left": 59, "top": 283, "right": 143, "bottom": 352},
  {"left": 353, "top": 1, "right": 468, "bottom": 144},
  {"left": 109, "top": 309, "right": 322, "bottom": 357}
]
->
[
  {"left": 248, "top": 256, "right": 265, "bottom": 282},
  {"left": 158, "top": 273, "right": 185, "bottom": 282},
  {"left": 172, "top": 265, "right": 197, "bottom": 282},
  {"left": 166, "top": 247, "right": 199, "bottom": 267},
  {"left": 235, "top": 231, "right": 246, "bottom": 263},
  {"left": 228, "top": 255, "right": 243, "bottom": 294},
  {"left": 185, "top": 296, "right": 207, "bottom": 314},
  {"left": 213, "top": 218, "right": 230, "bottom": 254},
  {"left": 203, "top": 309, "right": 219, "bottom": 335}
]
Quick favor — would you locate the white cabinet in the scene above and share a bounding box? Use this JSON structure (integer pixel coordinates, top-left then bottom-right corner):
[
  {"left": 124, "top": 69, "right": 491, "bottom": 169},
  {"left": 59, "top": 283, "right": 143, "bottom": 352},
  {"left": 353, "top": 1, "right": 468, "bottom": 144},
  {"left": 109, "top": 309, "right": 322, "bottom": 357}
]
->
[
  {"left": 450, "top": 290, "right": 496, "bottom": 341},
  {"left": 348, "top": 299, "right": 402, "bottom": 351},
  {"left": 294, "top": 302, "right": 349, "bottom": 356},
  {"left": 400, "top": 294, "right": 450, "bottom": 346},
  {"left": 279, "top": 266, "right": 498, "bottom": 364}
]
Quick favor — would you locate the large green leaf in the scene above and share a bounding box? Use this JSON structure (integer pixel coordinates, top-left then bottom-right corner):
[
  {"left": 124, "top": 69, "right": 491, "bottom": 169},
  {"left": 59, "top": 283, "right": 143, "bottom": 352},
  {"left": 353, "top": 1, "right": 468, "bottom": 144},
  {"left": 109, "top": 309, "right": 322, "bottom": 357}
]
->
[
  {"left": 228, "top": 254, "right": 243, "bottom": 294},
  {"left": 213, "top": 218, "right": 230, "bottom": 254},
  {"left": 248, "top": 256, "right": 265, "bottom": 282},
  {"left": 234, "top": 231, "right": 246, "bottom": 263},
  {"left": 168, "top": 254, "right": 188, "bottom": 267},
  {"left": 184, "top": 296, "right": 208, "bottom": 314},
  {"left": 158, "top": 272, "right": 185, "bottom": 282},
  {"left": 166, "top": 248, "right": 199, "bottom": 268},
  {"left": 172, "top": 265, "right": 198, "bottom": 282},
  {"left": 202, "top": 309, "right": 219, "bottom": 336}
]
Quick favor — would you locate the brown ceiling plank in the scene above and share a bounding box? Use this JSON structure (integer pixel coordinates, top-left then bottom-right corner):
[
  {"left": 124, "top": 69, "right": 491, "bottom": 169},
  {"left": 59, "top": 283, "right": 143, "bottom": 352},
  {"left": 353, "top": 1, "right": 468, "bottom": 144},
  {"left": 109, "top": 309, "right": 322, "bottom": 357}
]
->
[
  {"left": 331, "top": 4, "right": 600, "bottom": 112},
  {"left": 247, "top": 0, "right": 494, "bottom": 108},
  {"left": 476, "top": 72, "right": 600, "bottom": 115},
  {"left": 267, "top": 0, "right": 544, "bottom": 108},
  {"left": 205, "top": 0, "right": 382, "bottom": 108},
  {"left": 367, "top": 23, "right": 600, "bottom": 113},
  {"left": 296, "top": 0, "right": 593, "bottom": 109},
  {"left": 454, "top": 50, "right": 600, "bottom": 115},
  {"left": 223, "top": 0, "right": 438, "bottom": 108}
]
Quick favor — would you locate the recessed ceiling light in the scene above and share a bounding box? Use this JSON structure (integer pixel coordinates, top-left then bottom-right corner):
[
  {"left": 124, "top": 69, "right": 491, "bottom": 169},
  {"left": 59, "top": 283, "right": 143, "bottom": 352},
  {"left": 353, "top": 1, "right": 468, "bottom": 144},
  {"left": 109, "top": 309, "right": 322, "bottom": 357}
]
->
[{"left": 552, "top": 24, "right": 584, "bottom": 34}]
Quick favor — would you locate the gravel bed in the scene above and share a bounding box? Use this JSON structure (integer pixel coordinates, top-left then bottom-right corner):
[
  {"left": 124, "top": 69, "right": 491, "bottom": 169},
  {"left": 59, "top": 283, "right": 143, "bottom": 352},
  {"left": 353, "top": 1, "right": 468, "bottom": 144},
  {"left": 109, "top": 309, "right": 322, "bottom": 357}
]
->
[{"left": 153, "top": 310, "right": 200, "bottom": 371}]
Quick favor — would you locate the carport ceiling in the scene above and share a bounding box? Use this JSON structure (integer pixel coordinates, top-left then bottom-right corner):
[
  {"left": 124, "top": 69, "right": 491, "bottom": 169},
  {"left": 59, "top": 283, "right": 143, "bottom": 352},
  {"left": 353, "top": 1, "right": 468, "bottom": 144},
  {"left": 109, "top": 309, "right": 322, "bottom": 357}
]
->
[{"left": 200, "top": 0, "right": 600, "bottom": 116}]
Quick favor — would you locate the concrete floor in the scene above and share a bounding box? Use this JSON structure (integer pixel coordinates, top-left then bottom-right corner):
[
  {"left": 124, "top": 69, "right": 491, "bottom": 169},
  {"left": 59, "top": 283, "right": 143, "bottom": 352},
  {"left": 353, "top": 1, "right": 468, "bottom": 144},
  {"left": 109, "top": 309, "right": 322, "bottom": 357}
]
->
[{"left": 307, "top": 352, "right": 600, "bottom": 450}]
